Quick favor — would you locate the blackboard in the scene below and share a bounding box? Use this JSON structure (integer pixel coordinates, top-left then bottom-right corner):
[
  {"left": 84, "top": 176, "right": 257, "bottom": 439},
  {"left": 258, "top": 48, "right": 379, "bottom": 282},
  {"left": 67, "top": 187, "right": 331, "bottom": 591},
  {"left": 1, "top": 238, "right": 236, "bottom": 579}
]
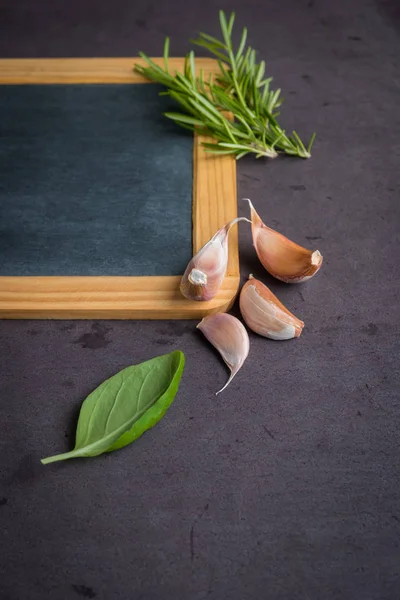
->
[
  {"left": 0, "top": 58, "right": 238, "bottom": 319},
  {"left": 0, "top": 83, "right": 193, "bottom": 276}
]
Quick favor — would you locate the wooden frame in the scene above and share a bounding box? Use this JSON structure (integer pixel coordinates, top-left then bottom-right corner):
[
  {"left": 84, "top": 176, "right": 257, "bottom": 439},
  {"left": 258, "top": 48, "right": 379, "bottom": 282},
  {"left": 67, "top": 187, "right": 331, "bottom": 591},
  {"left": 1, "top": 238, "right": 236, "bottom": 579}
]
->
[{"left": 0, "top": 58, "right": 239, "bottom": 319}]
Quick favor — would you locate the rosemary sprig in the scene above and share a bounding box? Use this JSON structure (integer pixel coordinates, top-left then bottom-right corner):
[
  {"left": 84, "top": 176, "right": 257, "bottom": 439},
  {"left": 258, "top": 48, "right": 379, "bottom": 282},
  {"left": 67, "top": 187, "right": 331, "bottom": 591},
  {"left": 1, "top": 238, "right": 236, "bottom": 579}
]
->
[{"left": 135, "top": 11, "right": 315, "bottom": 160}]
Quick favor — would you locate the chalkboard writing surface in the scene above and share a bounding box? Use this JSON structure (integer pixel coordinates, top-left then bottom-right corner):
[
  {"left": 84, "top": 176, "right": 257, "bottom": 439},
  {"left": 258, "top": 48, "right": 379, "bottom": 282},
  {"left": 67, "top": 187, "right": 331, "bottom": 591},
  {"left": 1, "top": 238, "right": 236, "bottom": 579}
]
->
[{"left": 0, "top": 84, "right": 193, "bottom": 277}]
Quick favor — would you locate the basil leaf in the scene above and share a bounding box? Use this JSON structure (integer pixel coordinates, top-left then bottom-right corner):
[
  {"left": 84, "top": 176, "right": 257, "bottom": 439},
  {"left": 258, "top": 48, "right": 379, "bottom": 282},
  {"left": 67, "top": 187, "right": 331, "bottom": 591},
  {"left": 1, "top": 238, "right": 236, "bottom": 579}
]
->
[{"left": 41, "top": 350, "right": 185, "bottom": 465}]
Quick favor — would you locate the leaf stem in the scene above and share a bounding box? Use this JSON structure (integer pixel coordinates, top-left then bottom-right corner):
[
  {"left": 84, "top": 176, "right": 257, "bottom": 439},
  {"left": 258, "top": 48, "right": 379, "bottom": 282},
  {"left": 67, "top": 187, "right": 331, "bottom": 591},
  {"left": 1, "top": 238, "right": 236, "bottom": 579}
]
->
[{"left": 41, "top": 451, "right": 79, "bottom": 465}]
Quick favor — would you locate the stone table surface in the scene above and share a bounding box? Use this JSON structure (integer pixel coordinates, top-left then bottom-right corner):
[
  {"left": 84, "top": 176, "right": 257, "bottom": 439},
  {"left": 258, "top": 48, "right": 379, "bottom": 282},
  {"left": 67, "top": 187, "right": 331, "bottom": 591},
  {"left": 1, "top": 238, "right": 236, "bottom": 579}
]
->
[{"left": 0, "top": 1, "right": 399, "bottom": 599}]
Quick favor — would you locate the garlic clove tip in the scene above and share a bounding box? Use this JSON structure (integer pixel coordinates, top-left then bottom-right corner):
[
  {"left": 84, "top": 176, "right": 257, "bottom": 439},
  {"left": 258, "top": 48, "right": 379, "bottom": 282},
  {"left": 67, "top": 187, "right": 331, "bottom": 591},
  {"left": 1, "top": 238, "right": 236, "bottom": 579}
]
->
[
  {"left": 215, "top": 372, "right": 236, "bottom": 396},
  {"left": 188, "top": 269, "right": 207, "bottom": 286},
  {"left": 311, "top": 250, "right": 322, "bottom": 266}
]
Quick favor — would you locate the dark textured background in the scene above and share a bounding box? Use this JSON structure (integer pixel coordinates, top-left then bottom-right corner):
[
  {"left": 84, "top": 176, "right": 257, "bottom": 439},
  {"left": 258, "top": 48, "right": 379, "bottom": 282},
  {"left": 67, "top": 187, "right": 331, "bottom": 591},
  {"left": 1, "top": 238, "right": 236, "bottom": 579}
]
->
[
  {"left": 0, "top": 83, "right": 192, "bottom": 276},
  {"left": 0, "top": 1, "right": 399, "bottom": 599}
]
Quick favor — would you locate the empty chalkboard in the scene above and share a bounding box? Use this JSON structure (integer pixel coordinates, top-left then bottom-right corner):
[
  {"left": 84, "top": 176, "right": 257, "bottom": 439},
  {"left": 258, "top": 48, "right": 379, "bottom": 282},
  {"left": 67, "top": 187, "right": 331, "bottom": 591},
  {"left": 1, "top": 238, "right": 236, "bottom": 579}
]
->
[
  {"left": 0, "top": 58, "right": 238, "bottom": 319},
  {"left": 0, "top": 83, "right": 193, "bottom": 277}
]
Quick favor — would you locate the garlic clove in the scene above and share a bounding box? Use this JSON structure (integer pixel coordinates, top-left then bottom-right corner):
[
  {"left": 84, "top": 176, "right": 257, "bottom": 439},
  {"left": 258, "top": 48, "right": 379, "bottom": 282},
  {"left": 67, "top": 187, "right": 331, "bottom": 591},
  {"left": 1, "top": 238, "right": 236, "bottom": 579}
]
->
[
  {"left": 245, "top": 198, "right": 323, "bottom": 283},
  {"left": 197, "top": 313, "right": 249, "bottom": 394},
  {"left": 240, "top": 275, "right": 304, "bottom": 340},
  {"left": 180, "top": 217, "right": 249, "bottom": 301}
]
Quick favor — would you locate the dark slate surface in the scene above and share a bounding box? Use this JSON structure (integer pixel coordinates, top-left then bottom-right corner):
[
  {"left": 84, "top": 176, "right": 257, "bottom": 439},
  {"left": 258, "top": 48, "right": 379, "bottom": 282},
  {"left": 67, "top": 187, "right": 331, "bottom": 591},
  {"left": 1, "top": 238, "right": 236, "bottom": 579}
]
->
[
  {"left": 0, "top": 1, "right": 399, "bottom": 599},
  {"left": 0, "top": 84, "right": 192, "bottom": 276}
]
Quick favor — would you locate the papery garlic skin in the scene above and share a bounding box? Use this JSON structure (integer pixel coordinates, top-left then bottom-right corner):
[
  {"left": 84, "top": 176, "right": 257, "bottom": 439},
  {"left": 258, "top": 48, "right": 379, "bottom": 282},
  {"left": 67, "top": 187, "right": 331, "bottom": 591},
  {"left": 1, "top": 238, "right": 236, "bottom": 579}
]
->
[
  {"left": 180, "top": 217, "right": 249, "bottom": 301},
  {"left": 246, "top": 199, "right": 323, "bottom": 283},
  {"left": 240, "top": 275, "right": 304, "bottom": 340},
  {"left": 197, "top": 313, "right": 250, "bottom": 394}
]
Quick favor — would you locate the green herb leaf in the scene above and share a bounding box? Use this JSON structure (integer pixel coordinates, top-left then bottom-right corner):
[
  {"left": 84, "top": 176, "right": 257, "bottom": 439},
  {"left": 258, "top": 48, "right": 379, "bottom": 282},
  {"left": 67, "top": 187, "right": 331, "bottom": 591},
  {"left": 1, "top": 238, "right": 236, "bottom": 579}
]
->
[
  {"left": 163, "top": 37, "right": 170, "bottom": 73},
  {"left": 41, "top": 350, "right": 185, "bottom": 465}
]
